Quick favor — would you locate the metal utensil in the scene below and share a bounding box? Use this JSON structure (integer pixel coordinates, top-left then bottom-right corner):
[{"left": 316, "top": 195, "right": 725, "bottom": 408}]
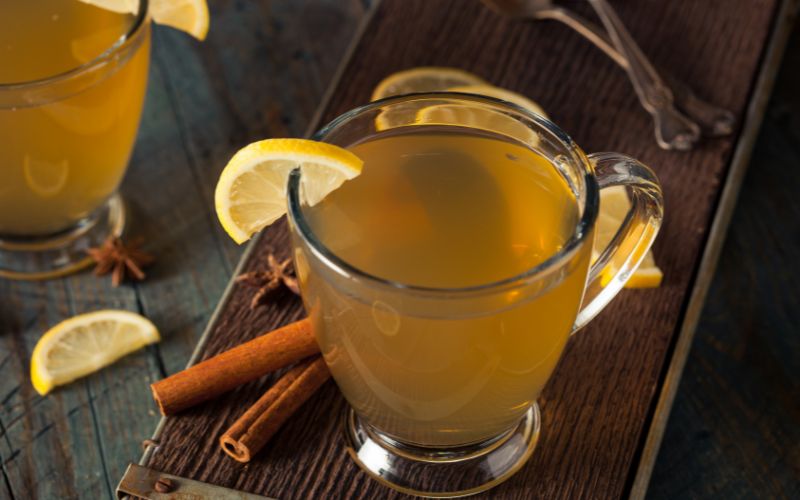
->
[
  {"left": 483, "top": 0, "right": 735, "bottom": 148},
  {"left": 586, "top": 0, "right": 699, "bottom": 150}
]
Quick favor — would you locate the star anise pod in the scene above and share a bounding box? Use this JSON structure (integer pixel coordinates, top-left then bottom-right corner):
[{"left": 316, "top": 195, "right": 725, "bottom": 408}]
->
[
  {"left": 236, "top": 253, "right": 300, "bottom": 309},
  {"left": 86, "top": 236, "right": 155, "bottom": 287}
]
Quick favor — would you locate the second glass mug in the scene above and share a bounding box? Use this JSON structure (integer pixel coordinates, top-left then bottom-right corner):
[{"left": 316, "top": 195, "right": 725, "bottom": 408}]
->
[
  {"left": 287, "top": 93, "right": 663, "bottom": 497},
  {"left": 0, "top": 0, "right": 151, "bottom": 280}
]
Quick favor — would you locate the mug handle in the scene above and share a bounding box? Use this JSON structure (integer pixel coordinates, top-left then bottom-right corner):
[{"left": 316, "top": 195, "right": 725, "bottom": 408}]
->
[{"left": 573, "top": 152, "right": 664, "bottom": 332}]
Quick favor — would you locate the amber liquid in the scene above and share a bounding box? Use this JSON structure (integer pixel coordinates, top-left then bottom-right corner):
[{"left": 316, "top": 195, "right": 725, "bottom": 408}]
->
[
  {"left": 295, "top": 128, "right": 593, "bottom": 446},
  {"left": 0, "top": 0, "right": 150, "bottom": 236}
]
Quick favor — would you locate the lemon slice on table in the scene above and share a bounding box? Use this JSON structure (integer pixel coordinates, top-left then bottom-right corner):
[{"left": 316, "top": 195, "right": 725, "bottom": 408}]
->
[
  {"left": 416, "top": 103, "right": 542, "bottom": 146},
  {"left": 31, "top": 310, "right": 160, "bottom": 396},
  {"left": 447, "top": 85, "right": 548, "bottom": 119},
  {"left": 215, "top": 139, "right": 363, "bottom": 244},
  {"left": 594, "top": 186, "right": 663, "bottom": 288},
  {"left": 372, "top": 67, "right": 488, "bottom": 130},
  {"left": 414, "top": 85, "right": 548, "bottom": 145},
  {"left": 371, "top": 67, "right": 487, "bottom": 101},
  {"left": 78, "top": 0, "right": 210, "bottom": 40}
]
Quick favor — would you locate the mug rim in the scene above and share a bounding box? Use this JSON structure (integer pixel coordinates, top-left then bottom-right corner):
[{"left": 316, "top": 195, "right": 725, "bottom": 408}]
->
[
  {"left": 0, "top": 0, "right": 149, "bottom": 91},
  {"left": 287, "top": 92, "right": 599, "bottom": 296}
]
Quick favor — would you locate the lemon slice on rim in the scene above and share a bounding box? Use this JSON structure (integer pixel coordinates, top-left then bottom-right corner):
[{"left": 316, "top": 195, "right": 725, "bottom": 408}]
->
[
  {"left": 150, "top": 0, "right": 209, "bottom": 39},
  {"left": 594, "top": 186, "right": 663, "bottom": 288},
  {"left": 78, "top": 0, "right": 139, "bottom": 14},
  {"left": 31, "top": 310, "right": 160, "bottom": 396},
  {"left": 215, "top": 139, "right": 363, "bottom": 244},
  {"left": 447, "top": 85, "right": 548, "bottom": 119},
  {"left": 371, "top": 67, "right": 487, "bottom": 101},
  {"left": 78, "top": 0, "right": 210, "bottom": 40}
]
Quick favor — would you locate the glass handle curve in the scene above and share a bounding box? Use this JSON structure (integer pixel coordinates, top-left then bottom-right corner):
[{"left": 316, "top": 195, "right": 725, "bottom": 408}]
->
[{"left": 573, "top": 152, "right": 664, "bottom": 332}]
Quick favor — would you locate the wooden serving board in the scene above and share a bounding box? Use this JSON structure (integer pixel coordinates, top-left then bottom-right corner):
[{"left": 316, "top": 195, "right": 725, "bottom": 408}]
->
[{"left": 126, "top": 0, "right": 794, "bottom": 498}]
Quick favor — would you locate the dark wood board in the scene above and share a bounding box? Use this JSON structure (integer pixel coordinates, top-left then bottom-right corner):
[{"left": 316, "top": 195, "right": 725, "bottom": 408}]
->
[
  {"left": 126, "top": 0, "right": 784, "bottom": 498},
  {"left": 649, "top": 23, "right": 800, "bottom": 499}
]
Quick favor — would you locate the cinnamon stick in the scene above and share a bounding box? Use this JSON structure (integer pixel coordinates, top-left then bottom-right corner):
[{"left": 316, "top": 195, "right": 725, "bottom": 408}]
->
[
  {"left": 151, "top": 318, "right": 317, "bottom": 415},
  {"left": 220, "top": 356, "right": 331, "bottom": 462}
]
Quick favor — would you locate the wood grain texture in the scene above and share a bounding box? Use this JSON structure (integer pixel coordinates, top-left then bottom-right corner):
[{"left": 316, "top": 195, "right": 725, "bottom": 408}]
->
[
  {"left": 0, "top": 1, "right": 370, "bottom": 499},
  {"left": 648, "top": 24, "right": 800, "bottom": 499},
  {"left": 139, "top": 1, "right": 782, "bottom": 499},
  {"left": 0, "top": 272, "right": 146, "bottom": 500}
]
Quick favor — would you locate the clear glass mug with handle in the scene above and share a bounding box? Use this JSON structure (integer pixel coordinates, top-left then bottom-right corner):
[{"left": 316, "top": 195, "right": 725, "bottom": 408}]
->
[
  {"left": 287, "top": 93, "right": 663, "bottom": 497},
  {"left": 0, "top": 0, "right": 150, "bottom": 280}
]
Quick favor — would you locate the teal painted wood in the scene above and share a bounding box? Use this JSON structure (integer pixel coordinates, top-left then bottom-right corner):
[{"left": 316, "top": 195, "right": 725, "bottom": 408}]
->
[
  {"left": 0, "top": 278, "right": 132, "bottom": 499},
  {"left": 0, "top": 1, "right": 369, "bottom": 499},
  {"left": 648, "top": 24, "right": 800, "bottom": 499}
]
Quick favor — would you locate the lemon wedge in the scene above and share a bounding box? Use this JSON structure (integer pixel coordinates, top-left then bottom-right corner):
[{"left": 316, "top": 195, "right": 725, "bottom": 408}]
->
[
  {"left": 594, "top": 186, "right": 663, "bottom": 288},
  {"left": 215, "top": 139, "right": 363, "bottom": 244},
  {"left": 31, "top": 310, "right": 160, "bottom": 396},
  {"left": 371, "top": 67, "right": 487, "bottom": 101},
  {"left": 150, "top": 0, "right": 209, "bottom": 39},
  {"left": 79, "top": 0, "right": 210, "bottom": 40},
  {"left": 447, "top": 85, "right": 548, "bottom": 119},
  {"left": 78, "top": 0, "right": 139, "bottom": 14}
]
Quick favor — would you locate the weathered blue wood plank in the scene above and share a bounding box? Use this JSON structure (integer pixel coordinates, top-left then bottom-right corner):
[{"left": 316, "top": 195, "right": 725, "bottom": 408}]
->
[
  {"left": 0, "top": 279, "right": 113, "bottom": 499},
  {"left": 121, "top": 39, "right": 239, "bottom": 374},
  {"left": 54, "top": 240, "right": 160, "bottom": 495}
]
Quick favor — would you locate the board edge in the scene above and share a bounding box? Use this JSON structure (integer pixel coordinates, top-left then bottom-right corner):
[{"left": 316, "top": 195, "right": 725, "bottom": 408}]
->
[{"left": 627, "top": 1, "right": 800, "bottom": 497}]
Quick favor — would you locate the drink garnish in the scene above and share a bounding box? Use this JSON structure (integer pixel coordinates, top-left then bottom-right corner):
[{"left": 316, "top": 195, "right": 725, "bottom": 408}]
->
[
  {"left": 595, "top": 186, "right": 663, "bottom": 288},
  {"left": 214, "top": 139, "right": 363, "bottom": 244},
  {"left": 371, "top": 67, "right": 487, "bottom": 101},
  {"left": 78, "top": 0, "right": 210, "bottom": 40},
  {"left": 31, "top": 310, "right": 160, "bottom": 395},
  {"left": 86, "top": 236, "right": 155, "bottom": 286},
  {"left": 235, "top": 252, "right": 301, "bottom": 309},
  {"left": 447, "top": 84, "right": 548, "bottom": 119}
]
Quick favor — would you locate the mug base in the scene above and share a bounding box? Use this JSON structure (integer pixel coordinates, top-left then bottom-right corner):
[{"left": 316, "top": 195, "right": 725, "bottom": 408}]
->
[
  {"left": 344, "top": 403, "right": 541, "bottom": 498},
  {"left": 0, "top": 194, "right": 126, "bottom": 281}
]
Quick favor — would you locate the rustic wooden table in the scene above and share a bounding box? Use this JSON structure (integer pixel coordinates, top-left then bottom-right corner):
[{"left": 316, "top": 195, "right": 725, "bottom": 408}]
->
[{"left": 0, "top": 1, "right": 797, "bottom": 499}]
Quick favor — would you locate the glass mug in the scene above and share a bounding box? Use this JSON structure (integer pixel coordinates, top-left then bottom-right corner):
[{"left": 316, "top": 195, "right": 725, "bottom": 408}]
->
[
  {"left": 287, "top": 93, "right": 663, "bottom": 497},
  {"left": 0, "top": 0, "right": 151, "bottom": 280}
]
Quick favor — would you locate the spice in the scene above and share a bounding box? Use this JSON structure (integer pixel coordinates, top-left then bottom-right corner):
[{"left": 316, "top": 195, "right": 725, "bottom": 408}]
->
[
  {"left": 86, "top": 236, "right": 154, "bottom": 286},
  {"left": 150, "top": 318, "right": 318, "bottom": 415},
  {"left": 220, "top": 356, "right": 330, "bottom": 463},
  {"left": 236, "top": 253, "right": 300, "bottom": 309}
]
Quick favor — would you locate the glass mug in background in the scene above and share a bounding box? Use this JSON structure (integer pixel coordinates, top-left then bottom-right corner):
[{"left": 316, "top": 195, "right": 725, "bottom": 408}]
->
[
  {"left": 0, "top": 0, "right": 151, "bottom": 280},
  {"left": 288, "top": 94, "right": 663, "bottom": 497}
]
